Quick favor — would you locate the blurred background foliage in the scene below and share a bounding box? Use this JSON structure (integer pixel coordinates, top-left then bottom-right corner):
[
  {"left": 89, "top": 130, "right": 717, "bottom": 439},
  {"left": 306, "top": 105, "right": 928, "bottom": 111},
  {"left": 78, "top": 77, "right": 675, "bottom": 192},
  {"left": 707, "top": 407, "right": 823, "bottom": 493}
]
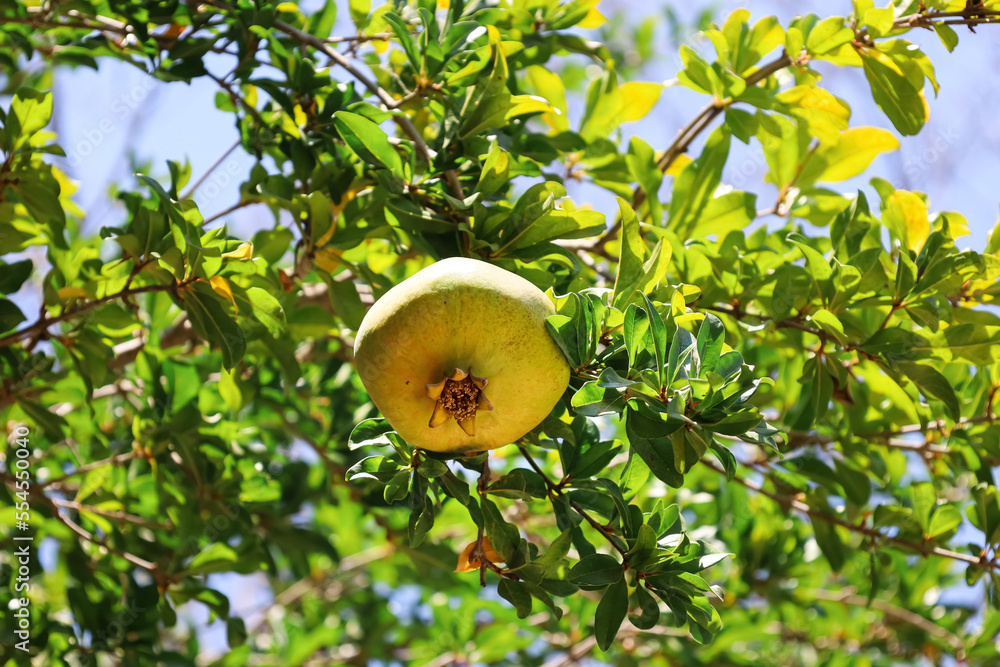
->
[{"left": 2, "top": 0, "right": 1000, "bottom": 665}]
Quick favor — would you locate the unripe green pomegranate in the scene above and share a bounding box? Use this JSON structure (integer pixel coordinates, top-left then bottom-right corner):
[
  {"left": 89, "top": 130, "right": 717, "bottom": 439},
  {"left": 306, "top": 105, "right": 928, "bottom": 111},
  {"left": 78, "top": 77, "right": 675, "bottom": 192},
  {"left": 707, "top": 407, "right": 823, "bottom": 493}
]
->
[{"left": 354, "top": 257, "right": 569, "bottom": 452}]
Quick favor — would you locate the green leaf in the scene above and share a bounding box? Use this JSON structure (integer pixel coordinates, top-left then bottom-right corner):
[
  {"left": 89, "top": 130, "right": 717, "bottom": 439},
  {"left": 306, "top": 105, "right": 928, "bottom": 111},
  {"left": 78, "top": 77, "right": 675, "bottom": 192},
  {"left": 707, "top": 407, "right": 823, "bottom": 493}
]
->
[
  {"left": 806, "top": 16, "right": 852, "bottom": 54},
  {"left": 695, "top": 313, "right": 725, "bottom": 375},
  {"left": 11, "top": 88, "right": 53, "bottom": 138},
  {"left": 860, "top": 53, "right": 926, "bottom": 136},
  {"left": 0, "top": 260, "right": 33, "bottom": 295},
  {"left": 787, "top": 233, "right": 833, "bottom": 304},
  {"left": 863, "top": 8, "right": 894, "bottom": 37},
  {"left": 668, "top": 127, "right": 730, "bottom": 235},
  {"left": 181, "top": 283, "right": 246, "bottom": 370},
  {"left": 568, "top": 553, "right": 623, "bottom": 587},
  {"left": 594, "top": 578, "right": 629, "bottom": 651},
  {"left": 580, "top": 67, "right": 662, "bottom": 140},
  {"left": 218, "top": 367, "right": 242, "bottom": 412},
  {"left": 348, "top": 418, "right": 395, "bottom": 450},
  {"left": 239, "top": 475, "right": 281, "bottom": 502},
  {"left": 689, "top": 191, "right": 756, "bottom": 239},
  {"left": 571, "top": 382, "right": 625, "bottom": 417},
  {"left": 896, "top": 361, "right": 961, "bottom": 421},
  {"left": 186, "top": 543, "right": 239, "bottom": 575},
  {"left": 333, "top": 111, "right": 403, "bottom": 175},
  {"left": 813, "top": 127, "right": 899, "bottom": 182},
  {"left": 242, "top": 287, "right": 286, "bottom": 335},
  {"left": 497, "top": 579, "right": 533, "bottom": 619},
  {"left": 476, "top": 143, "right": 510, "bottom": 197},
  {"left": 911, "top": 482, "right": 937, "bottom": 534},
  {"left": 928, "top": 505, "right": 962, "bottom": 539},
  {"left": 625, "top": 407, "right": 684, "bottom": 488},
  {"left": 934, "top": 23, "right": 959, "bottom": 52},
  {"left": 0, "top": 297, "right": 27, "bottom": 332},
  {"left": 612, "top": 198, "right": 646, "bottom": 308},
  {"left": 628, "top": 584, "right": 660, "bottom": 630},
  {"left": 347, "top": 456, "right": 403, "bottom": 483},
  {"left": 677, "top": 45, "right": 724, "bottom": 97},
  {"left": 810, "top": 508, "right": 846, "bottom": 571}
]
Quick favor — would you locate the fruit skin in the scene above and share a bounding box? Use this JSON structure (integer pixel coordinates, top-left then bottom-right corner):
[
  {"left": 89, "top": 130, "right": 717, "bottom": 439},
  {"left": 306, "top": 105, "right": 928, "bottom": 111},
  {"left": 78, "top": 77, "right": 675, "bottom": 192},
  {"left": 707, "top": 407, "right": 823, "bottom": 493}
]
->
[{"left": 354, "top": 257, "right": 570, "bottom": 452}]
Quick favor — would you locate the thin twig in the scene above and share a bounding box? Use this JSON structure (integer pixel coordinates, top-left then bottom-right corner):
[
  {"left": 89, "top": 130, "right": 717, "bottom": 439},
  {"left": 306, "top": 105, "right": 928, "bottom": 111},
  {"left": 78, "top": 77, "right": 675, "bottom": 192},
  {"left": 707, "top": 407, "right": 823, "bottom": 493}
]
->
[
  {"left": 702, "top": 460, "right": 994, "bottom": 572},
  {"left": 202, "top": 199, "right": 261, "bottom": 227},
  {"left": 807, "top": 587, "right": 965, "bottom": 655},
  {"left": 0, "top": 283, "right": 175, "bottom": 348},
  {"left": 518, "top": 445, "right": 628, "bottom": 556},
  {"left": 41, "top": 452, "right": 141, "bottom": 488},
  {"left": 53, "top": 498, "right": 172, "bottom": 530},
  {"left": 1, "top": 472, "right": 159, "bottom": 573},
  {"left": 706, "top": 304, "right": 823, "bottom": 337},
  {"left": 180, "top": 139, "right": 241, "bottom": 200},
  {"left": 268, "top": 17, "right": 467, "bottom": 203}
]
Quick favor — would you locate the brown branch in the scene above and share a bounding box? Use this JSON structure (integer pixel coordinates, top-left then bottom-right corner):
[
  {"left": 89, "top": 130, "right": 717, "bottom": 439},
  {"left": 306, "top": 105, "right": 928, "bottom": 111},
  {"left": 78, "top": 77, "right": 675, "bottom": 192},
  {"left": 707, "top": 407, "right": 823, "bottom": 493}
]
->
[
  {"left": 808, "top": 587, "right": 965, "bottom": 656},
  {"left": 877, "top": 414, "right": 997, "bottom": 438},
  {"left": 0, "top": 283, "right": 175, "bottom": 348},
  {"left": 181, "top": 139, "right": 241, "bottom": 200},
  {"left": 325, "top": 32, "right": 393, "bottom": 44},
  {"left": 202, "top": 199, "right": 261, "bottom": 227},
  {"left": 701, "top": 460, "right": 994, "bottom": 572},
  {"left": 1, "top": 472, "right": 159, "bottom": 573},
  {"left": 53, "top": 498, "right": 172, "bottom": 531},
  {"left": 1, "top": 8, "right": 177, "bottom": 47},
  {"left": 595, "top": 6, "right": 1000, "bottom": 254},
  {"left": 518, "top": 445, "right": 628, "bottom": 556},
  {"left": 785, "top": 430, "right": 951, "bottom": 456},
  {"left": 267, "top": 18, "right": 468, "bottom": 204},
  {"left": 40, "top": 451, "right": 141, "bottom": 488},
  {"left": 706, "top": 304, "right": 824, "bottom": 336}
]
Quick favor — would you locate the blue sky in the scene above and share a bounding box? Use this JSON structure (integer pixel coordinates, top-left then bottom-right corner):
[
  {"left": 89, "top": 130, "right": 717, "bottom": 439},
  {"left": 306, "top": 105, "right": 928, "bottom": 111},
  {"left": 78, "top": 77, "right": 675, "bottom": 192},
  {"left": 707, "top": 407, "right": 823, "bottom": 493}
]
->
[{"left": 50, "top": 1, "right": 1000, "bottom": 251}]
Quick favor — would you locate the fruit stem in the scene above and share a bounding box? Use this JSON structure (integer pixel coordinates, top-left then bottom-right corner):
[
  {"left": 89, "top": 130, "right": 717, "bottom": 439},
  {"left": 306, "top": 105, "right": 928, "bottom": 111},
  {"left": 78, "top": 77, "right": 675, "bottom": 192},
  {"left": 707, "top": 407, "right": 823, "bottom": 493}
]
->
[{"left": 473, "top": 455, "right": 493, "bottom": 587}]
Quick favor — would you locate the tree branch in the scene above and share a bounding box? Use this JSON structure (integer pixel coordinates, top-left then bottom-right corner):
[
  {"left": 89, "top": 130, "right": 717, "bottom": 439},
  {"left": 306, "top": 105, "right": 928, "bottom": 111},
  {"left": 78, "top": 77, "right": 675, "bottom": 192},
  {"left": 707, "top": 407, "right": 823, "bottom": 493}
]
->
[
  {"left": 807, "top": 587, "right": 965, "bottom": 656},
  {"left": 39, "top": 452, "right": 142, "bottom": 488},
  {"left": 1, "top": 471, "right": 160, "bottom": 573},
  {"left": 0, "top": 283, "right": 176, "bottom": 348},
  {"left": 701, "top": 460, "right": 995, "bottom": 572},
  {"left": 180, "top": 139, "right": 241, "bottom": 200},
  {"left": 597, "top": 5, "right": 1000, "bottom": 254},
  {"left": 267, "top": 18, "right": 468, "bottom": 205},
  {"left": 518, "top": 445, "right": 628, "bottom": 556}
]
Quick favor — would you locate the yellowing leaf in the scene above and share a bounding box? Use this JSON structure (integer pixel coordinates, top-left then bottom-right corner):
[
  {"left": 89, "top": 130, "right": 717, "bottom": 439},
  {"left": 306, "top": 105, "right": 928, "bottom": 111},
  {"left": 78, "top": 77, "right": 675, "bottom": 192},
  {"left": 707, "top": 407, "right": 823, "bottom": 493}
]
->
[
  {"left": 580, "top": 71, "right": 662, "bottom": 141},
  {"left": 665, "top": 154, "right": 692, "bottom": 177},
  {"left": 524, "top": 66, "right": 569, "bottom": 132},
  {"left": 619, "top": 83, "right": 663, "bottom": 123},
  {"left": 815, "top": 127, "right": 899, "bottom": 182},
  {"left": 506, "top": 95, "right": 553, "bottom": 120},
  {"left": 58, "top": 287, "right": 92, "bottom": 300},
  {"left": 885, "top": 190, "right": 929, "bottom": 253},
  {"left": 222, "top": 242, "right": 254, "bottom": 260},
  {"left": 775, "top": 85, "right": 850, "bottom": 145},
  {"left": 210, "top": 275, "right": 237, "bottom": 313},
  {"left": 578, "top": 6, "right": 607, "bottom": 29},
  {"left": 293, "top": 104, "right": 307, "bottom": 127},
  {"left": 454, "top": 537, "right": 503, "bottom": 573},
  {"left": 314, "top": 247, "right": 344, "bottom": 274},
  {"left": 863, "top": 8, "right": 894, "bottom": 36}
]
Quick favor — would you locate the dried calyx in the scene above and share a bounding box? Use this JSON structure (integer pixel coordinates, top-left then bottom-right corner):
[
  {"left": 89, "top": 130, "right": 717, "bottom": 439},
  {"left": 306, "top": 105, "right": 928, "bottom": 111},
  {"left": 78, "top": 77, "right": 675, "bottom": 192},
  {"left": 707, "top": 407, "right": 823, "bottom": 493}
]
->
[{"left": 426, "top": 368, "right": 493, "bottom": 436}]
